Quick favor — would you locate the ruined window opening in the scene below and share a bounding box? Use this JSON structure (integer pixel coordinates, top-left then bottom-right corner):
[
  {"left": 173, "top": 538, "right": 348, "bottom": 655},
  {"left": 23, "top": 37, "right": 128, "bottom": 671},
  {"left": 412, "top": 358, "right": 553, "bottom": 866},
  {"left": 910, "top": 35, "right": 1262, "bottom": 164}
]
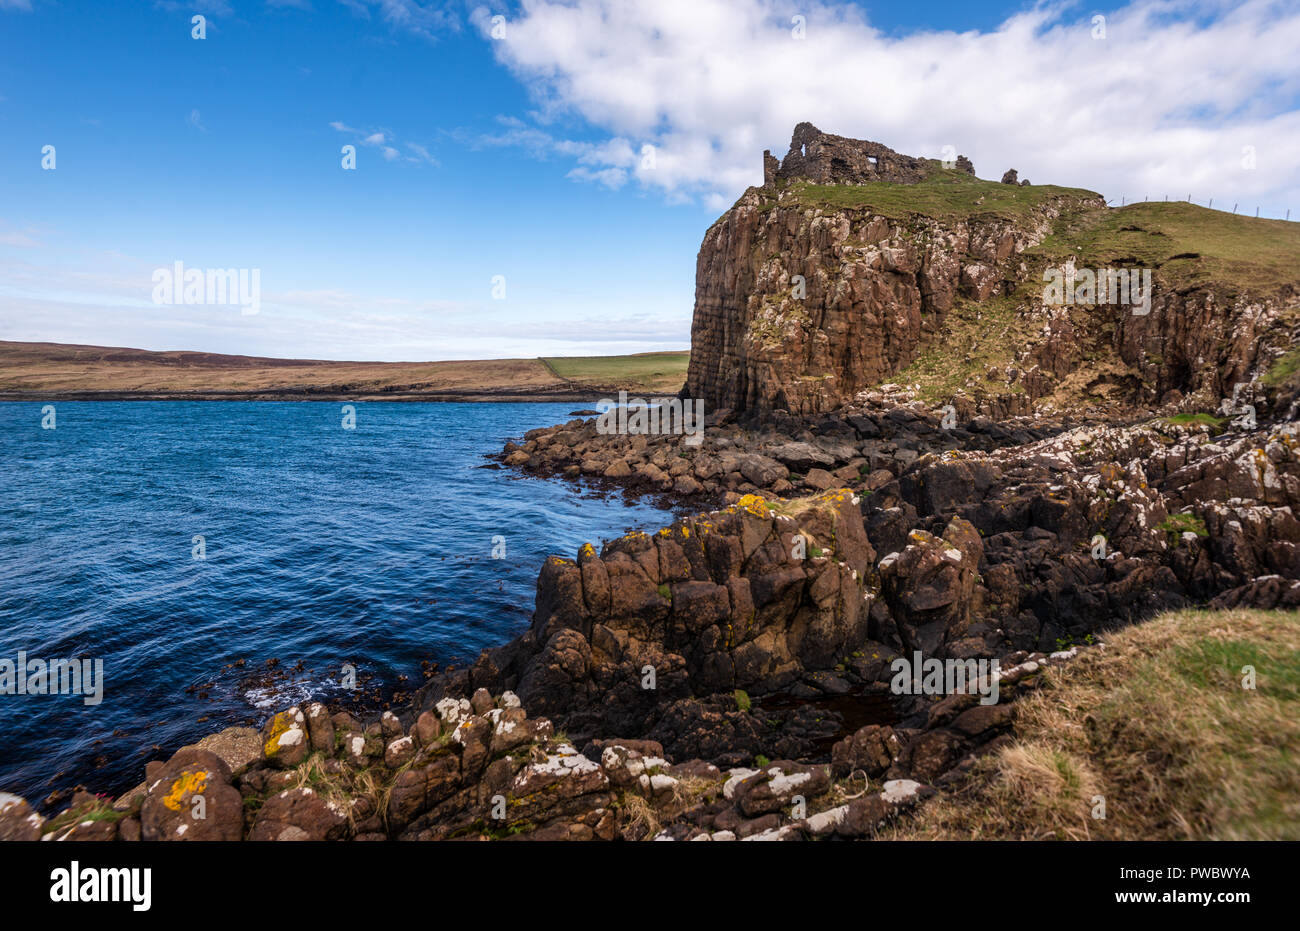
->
[{"left": 867, "top": 156, "right": 878, "bottom": 166}]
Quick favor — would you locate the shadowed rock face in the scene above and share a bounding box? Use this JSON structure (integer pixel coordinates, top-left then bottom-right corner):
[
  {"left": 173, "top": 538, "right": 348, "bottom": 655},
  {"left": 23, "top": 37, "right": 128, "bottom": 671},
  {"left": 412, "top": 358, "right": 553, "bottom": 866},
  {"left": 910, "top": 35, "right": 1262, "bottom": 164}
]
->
[{"left": 684, "top": 185, "right": 1094, "bottom": 417}]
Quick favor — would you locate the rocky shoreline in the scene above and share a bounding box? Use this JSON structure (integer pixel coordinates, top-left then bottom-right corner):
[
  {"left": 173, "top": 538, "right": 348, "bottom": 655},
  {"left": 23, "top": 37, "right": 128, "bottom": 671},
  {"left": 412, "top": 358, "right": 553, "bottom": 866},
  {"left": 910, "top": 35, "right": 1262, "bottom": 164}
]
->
[{"left": 5, "top": 391, "right": 1296, "bottom": 840}]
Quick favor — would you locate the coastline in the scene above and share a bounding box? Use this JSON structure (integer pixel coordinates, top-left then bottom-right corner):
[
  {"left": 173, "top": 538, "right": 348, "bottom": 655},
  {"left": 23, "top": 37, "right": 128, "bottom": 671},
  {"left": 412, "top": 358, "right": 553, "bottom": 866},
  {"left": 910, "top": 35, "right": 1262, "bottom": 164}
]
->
[
  {"left": 0, "top": 389, "right": 613, "bottom": 403},
  {"left": 10, "top": 453, "right": 1294, "bottom": 840},
  {"left": 0, "top": 341, "right": 692, "bottom": 405}
]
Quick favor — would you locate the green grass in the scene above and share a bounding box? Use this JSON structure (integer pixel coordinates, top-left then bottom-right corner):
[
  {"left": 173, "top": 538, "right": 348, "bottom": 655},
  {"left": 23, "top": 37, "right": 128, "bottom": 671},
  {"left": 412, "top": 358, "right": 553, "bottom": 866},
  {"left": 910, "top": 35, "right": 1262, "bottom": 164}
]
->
[
  {"left": 1172, "top": 639, "right": 1300, "bottom": 701},
  {"left": 1163, "top": 412, "right": 1228, "bottom": 431},
  {"left": 1158, "top": 511, "right": 1209, "bottom": 544},
  {"left": 541, "top": 351, "right": 690, "bottom": 394},
  {"left": 782, "top": 168, "right": 1100, "bottom": 224},
  {"left": 1030, "top": 200, "right": 1300, "bottom": 295},
  {"left": 734, "top": 689, "right": 752, "bottom": 713},
  {"left": 41, "top": 798, "right": 124, "bottom": 836},
  {"left": 1263, "top": 347, "right": 1300, "bottom": 388}
]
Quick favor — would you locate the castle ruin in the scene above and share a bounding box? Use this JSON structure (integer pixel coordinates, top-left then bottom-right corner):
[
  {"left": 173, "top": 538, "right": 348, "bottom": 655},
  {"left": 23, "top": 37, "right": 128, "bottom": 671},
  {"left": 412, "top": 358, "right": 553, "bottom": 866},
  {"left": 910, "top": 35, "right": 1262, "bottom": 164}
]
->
[{"left": 762, "top": 122, "right": 974, "bottom": 187}]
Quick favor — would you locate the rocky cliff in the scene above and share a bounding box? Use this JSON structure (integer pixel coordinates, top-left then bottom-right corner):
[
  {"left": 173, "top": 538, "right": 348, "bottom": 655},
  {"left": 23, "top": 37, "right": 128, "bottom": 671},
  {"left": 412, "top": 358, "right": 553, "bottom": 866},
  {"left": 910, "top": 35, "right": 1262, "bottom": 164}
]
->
[{"left": 684, "top": 124, "right": 1300, "bottom": 420}]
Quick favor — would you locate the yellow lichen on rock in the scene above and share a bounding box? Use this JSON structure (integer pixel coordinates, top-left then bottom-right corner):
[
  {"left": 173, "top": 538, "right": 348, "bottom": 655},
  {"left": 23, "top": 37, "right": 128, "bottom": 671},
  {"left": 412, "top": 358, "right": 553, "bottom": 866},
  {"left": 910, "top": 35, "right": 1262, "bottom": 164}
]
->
[{"left": 162, "top": 769, "right": 208, "bottom": 811}]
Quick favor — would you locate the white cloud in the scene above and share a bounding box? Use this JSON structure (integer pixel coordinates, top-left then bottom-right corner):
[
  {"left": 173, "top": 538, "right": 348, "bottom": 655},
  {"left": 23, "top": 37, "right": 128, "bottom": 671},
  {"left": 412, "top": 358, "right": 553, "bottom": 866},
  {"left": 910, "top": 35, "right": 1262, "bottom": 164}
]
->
[
  {"left": 464, "top": 118, "right": 642, "bottom": 189},
  {"left": 344, "top": 0, "right": 461, "bottom": 42},
  {"left": 566, "top": 165, "right": 628, "bottom": 188},
  {"left": 405, "top": 141, "right": 440, "bottom": 165},
  {"left": 331, "top": 121, "right": 440, "bottom": 166},
  {"left": 330, "top": 121, "right": 442, "bottom": 167},
  {"left": 482, "top": 0, "right": 1300, "bottom": 215},
  {"left": 188, "top": 108, "right": 207, "bottom": 133}
]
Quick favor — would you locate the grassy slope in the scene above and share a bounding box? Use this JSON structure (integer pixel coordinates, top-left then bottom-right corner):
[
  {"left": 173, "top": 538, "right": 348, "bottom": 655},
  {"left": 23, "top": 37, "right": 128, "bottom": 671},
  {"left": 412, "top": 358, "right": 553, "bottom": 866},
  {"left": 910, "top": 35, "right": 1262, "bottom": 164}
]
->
[
  {"left": 1033, "top": 200, "right": 1300, "bottom": 295},
  {"left": 895, "top": 294, "right": 1037, "bottom": 404},
  {"left": 541, "top": 351, "right": 691, "bottom": 395},
  {"left": 887, "top": 608, "right": 1300, "bottom": 840}
]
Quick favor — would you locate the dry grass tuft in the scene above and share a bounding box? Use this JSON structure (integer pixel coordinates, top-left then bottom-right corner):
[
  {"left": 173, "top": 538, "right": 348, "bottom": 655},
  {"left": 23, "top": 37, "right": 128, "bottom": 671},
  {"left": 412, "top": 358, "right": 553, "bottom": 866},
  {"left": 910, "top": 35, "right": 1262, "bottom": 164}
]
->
[{"left": 886, "top": 608, "right": 1300, "bottom": 840}]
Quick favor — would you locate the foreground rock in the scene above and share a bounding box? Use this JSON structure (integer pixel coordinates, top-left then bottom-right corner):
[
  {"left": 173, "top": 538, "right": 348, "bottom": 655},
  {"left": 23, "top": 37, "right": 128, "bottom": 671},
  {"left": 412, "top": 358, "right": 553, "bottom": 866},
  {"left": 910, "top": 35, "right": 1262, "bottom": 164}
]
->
[{"left": 414, "top": 489, "right": 880, "bottom": 763}]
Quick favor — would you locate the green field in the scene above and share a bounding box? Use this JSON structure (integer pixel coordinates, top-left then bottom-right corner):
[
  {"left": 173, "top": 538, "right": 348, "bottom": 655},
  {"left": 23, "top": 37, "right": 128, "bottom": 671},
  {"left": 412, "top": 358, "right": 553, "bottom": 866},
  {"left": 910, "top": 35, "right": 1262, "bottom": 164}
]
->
[
  {"left": 1032, "top": 199, "right": 1300, "bottom": 294},
  {"left": 781, "top": 167, "right": 1101, "bottom": 224},
  {"left": 541, "top": 350, "right": 690, "bottom": 394}
]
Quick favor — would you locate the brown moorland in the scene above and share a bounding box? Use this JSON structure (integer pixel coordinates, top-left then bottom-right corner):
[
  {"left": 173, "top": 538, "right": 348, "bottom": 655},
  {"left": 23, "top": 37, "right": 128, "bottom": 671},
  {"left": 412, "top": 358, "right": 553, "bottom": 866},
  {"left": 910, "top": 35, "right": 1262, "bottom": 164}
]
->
[{"left": 0, "top": 341, "right": 690, "bottom": 401}]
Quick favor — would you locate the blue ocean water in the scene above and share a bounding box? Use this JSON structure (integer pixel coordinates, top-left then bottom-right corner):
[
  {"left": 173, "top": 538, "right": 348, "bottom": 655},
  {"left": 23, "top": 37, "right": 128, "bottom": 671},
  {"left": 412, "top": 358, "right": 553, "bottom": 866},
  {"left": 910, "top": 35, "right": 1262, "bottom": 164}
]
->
[{"left": 0, "top": 401, "right": 674, "bottom": 805}]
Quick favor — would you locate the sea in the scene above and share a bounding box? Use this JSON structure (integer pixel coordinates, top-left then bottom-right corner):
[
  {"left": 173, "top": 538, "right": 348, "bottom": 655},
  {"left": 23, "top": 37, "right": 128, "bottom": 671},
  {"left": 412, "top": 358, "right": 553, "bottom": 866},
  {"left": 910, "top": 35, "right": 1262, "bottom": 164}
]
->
[{"left": 0, "top": 401, "right": 675, "bottom": 806}]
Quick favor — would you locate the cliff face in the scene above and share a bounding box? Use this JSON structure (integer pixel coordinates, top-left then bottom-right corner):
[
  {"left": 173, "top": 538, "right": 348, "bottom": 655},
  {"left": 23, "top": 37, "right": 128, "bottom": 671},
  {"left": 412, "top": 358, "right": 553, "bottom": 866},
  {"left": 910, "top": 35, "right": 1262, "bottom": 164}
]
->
[
  {"left": 685, "top": 125, "right": 1300, "bottom": 419},
  {"left": 685, "top": 182, "right": 1098, "bottom": 415}
]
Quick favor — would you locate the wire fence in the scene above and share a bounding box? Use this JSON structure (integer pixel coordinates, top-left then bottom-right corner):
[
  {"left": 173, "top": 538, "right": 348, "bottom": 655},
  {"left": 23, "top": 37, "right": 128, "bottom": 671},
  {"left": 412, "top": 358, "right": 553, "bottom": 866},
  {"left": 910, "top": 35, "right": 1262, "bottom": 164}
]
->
[{"left": 1105, "top": 195, "right": 1291, "bottom": 221}]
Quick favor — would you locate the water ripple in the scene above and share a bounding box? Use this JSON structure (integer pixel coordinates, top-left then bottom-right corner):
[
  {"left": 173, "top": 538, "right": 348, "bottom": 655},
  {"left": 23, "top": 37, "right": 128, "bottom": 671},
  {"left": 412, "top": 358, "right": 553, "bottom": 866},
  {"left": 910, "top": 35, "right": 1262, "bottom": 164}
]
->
[{"left": 0, "top": 400, "right": 674, "bottom": 805}]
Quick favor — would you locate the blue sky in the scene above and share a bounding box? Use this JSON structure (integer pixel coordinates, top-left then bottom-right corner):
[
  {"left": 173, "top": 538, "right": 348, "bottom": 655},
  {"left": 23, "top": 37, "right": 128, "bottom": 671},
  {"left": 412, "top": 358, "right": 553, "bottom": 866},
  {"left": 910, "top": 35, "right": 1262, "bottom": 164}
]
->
[{"left": 1, "top": 0, "right": 1297, "bottom": 361}]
